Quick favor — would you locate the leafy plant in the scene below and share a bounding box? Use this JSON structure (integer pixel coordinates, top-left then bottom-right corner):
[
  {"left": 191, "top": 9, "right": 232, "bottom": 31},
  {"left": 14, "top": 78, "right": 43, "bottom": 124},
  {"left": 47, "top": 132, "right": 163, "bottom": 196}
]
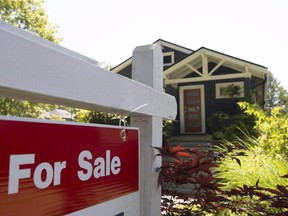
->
[
  {"left": 215, "top": 135, "right": 288, "bottom": 190},
  {"left": 266, "top": 74, "right": 288, "bottom": 111},
  {"left": 223, "top": 84, "right": 242, "bottom": 98},
  {"left": 207, "top": 111, "right": 256, "bottom": 141},
  {"left": 156, "top": 142, "right": 288, "bottom": 215},
  {"left": 163, "top": 120, "right": 174, "bottom": 143},
  {"left": 0, "top": 0, "right": 62, "bottom": 43},
  {"left": 239, "top": 102, "right": 288, "bottom": 158},
  {"left": 75, "top": 109, "right": 121, "bottom": 125},
  {"left": 155, "top": 144, "right": 226, "bottom": 215}
]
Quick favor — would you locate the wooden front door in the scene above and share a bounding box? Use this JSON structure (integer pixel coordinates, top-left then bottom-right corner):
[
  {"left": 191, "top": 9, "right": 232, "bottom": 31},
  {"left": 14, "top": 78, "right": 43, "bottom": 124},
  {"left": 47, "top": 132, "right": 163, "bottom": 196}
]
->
[
  {"left": 180, "top": 85, "right": 205, "bottom": 134},
  {"left": 184, "top": 89, "right": 202, "bottom": 133}
]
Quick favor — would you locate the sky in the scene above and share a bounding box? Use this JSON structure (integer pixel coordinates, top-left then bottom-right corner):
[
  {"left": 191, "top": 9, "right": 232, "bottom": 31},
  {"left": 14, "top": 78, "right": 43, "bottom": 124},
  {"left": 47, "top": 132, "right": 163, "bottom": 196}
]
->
[{"left": 44, "top": 0, "right": 288, "bottom": 90}]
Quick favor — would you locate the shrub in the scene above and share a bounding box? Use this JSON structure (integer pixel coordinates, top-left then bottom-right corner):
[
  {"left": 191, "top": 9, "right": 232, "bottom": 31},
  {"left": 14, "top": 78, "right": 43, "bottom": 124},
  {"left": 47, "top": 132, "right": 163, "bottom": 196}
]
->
[
  {"left": 215, "top": 134, "right": 288, "bottom": 190},
  {"left": 75, "top": 110, "right": 121, "bottom": 125},
  {"left": 207, "top": 111, "right": 256, "bottom": 141},
  {"left": 156, "top": 143, "right": 288, "bottom": 215},
  {"left": 163, "top": 120, "right": 174, "bottom": 144},
  {"left": 239, "top": 102, "right": 288, "bottom": 158},
  {"left": 155, "top": 144, "right": 223, "bottom": 215}
]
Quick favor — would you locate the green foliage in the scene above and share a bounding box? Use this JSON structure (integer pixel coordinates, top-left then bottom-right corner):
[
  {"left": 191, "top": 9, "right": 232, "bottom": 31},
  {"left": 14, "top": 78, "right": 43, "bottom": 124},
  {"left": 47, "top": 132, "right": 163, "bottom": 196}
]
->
[
  {"left": 239, "top": 102, "right": 288, "bottom": 158},
  {"left": 0, "top": 98, "right": 61, "bottom": 118},
  {"left": 216, "top": 140, "right": 288, "bottom": 190},
  {"left": 75, "top": 109, "right": 122, "bottom": 125},
  {"left": 157, "top": 143, "right": 288, "bottom": 215},
  {"left": 0, "top": 0, "right": 62, "bottom": 43},
  {"left": 155, "top": 144, "right": 222, "bottom": 215},
  {"left": 223, "top": 84, "right": 242, "bottom": 98},
  {"left": 0, "top": 0, "right": 63, "bottom": 118},
  {"left": 207, "top": 111, "right": 256, "bottom": 141},
  {"left": 266, "top": 74, "right": 288, "bottom": 110},
  {"left": 163, "top": 120, "right": 173, "bottom": 143},
  {"left": 0, "top": 98, "right": 41, "bottom": 117},
  {"left": 214, "top": 136, "right": 288, "bottom": 215},
  {"left": 159, "top": 102, "right": 288, "bottom": 215}
]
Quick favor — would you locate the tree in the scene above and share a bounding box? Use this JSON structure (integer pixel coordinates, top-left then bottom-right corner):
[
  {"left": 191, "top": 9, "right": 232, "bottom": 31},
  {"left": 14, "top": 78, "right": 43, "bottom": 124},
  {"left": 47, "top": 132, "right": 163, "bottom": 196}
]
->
[
  {"left": 0, "top": 0, "right": 62, "bottom": 117},
  {"left": 0, "top": 0, "right": 61, "bottom": 43},
  {"left": 266, "top": 74, "right": 288, "bottom": 111}
]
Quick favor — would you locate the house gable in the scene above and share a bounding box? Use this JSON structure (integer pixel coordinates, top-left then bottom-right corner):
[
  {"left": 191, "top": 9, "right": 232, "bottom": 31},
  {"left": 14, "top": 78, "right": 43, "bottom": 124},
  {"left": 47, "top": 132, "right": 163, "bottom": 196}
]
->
[
  {"left": 111, "top": 39, "right": 193, "bottom": 74},
  {"left": 164, "top": 47, "right": 269, "bottom": 86}
]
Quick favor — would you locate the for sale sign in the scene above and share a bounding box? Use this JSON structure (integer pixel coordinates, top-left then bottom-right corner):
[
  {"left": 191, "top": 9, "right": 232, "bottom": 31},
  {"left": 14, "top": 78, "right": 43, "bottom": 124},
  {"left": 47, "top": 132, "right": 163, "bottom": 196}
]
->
[{"left": 0, "top": 117, "right": 139, "bottom": 216}]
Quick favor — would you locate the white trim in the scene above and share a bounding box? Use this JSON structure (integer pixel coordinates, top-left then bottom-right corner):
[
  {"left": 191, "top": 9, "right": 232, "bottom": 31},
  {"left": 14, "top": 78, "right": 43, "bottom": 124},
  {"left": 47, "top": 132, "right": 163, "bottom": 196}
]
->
[
  {"left": 215, "top": 81, "right": 245, "bottom": 99},
  {"left": 202, "top": 49, "right": 268, "bottom": 75},
  {"left": 165, "top": 72, "right": 252, "bottom": 85},
  {"left": 179, "top": 85, "right": 206, "bottom": 134},
  {"left": 111, "top": 58, "right": 132, "bottom": 73},
  {"left": 157, "top": 40, "right": 193, "bottom": 54},
  {"left": 164, "top": 47, "right": 268, "bottom": 80},
  {"left": 209, "top": 60, "right": 225, "bottom": 75},
  {"left": 163, "top": 51, "right": 175, "bottom": 66}
]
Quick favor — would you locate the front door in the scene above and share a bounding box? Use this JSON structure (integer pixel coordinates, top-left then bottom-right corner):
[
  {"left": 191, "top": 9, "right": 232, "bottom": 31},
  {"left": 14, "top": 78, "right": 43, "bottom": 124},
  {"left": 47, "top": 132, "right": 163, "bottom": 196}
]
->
[{"left": 180, "top": 85, "right": 205, "bottom": 134}]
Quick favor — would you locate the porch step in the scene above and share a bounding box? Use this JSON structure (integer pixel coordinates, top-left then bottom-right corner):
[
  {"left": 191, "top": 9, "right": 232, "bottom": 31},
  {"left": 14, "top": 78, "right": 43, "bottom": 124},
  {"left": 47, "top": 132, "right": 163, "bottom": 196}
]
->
[
  {"left": 164, "top": 135, "right": 214, "bottom": 195},
  {"left": 167, "top": 135, "right": 213, "bottom": 150}
]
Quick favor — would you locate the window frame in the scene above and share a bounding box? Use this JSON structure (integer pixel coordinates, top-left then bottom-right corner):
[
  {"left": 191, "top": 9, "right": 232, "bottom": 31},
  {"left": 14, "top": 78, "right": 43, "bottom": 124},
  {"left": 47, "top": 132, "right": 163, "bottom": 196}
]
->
[
  {"left": 163, "top": 52, "right": 175, "bottom": 66},
  {"left": 215, "top": 81, "right": 245, "bottom": 99}
]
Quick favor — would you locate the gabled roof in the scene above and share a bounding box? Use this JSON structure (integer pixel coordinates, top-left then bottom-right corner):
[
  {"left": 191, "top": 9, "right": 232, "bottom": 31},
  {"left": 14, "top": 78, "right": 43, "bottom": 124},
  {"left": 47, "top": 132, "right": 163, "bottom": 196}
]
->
[
  {"left": 165, "top": 46, "right": 267, "bottom": 73},
  {"left": 153, "top": 39, "right": 194, "bottom": 54},
  {"left": 164, "top": 46, "right": 269, "bottom": 85},
  {"left": 111, "top": 39, "right": 193, "bottom": 73},
  {"left": 111, "top": 39, "right": 269, "bottom": 82}
]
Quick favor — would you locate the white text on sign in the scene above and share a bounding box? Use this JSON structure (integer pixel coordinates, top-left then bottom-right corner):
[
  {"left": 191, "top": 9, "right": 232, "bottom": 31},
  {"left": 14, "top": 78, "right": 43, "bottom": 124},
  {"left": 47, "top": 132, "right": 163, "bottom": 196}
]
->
[{"left": 8, "top": 150, "right": 121, "bottom": 194}]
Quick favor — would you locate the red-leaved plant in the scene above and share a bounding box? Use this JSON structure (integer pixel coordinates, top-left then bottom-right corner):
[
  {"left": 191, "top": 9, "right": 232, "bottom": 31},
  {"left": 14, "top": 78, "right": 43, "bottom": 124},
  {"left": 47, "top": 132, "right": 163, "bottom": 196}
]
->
[
  {"left": 155, "top": 143, "right": 288, "bottom": 216},
  {"left": 154, "top": 144, "right": 225, "bottom": 215}
]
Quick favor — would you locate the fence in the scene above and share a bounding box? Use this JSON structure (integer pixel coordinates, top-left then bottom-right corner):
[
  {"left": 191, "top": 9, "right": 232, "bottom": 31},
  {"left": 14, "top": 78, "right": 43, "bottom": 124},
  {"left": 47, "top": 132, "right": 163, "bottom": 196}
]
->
[{"left": 0, "top": 21, "right": 177, "bottom": 216}]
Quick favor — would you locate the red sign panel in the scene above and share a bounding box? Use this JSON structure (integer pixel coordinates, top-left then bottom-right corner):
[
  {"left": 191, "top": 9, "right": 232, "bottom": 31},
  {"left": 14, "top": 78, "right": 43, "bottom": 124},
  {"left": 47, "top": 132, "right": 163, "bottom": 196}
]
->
[{"left": 0, "top": 117, "right": 139, "bottom": 215}]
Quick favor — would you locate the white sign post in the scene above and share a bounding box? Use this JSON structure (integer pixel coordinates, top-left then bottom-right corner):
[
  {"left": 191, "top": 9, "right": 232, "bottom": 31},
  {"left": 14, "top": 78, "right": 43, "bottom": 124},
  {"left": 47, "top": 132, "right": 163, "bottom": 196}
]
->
[{"left": 131, "top": 44, "right": 164, "bottom": 216}]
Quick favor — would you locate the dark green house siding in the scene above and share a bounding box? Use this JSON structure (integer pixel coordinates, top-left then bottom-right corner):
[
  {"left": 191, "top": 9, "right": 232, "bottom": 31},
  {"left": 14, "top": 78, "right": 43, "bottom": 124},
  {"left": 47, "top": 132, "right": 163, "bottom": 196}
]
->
[
  {"left": 167, "top": 77, "right": 251, "bottom": 135},
  {"left": 113, "top": 40, "right": 268, "bottom": 136},
  {"left": 118, "top": 64, "right": 132, "bottom": 79}
]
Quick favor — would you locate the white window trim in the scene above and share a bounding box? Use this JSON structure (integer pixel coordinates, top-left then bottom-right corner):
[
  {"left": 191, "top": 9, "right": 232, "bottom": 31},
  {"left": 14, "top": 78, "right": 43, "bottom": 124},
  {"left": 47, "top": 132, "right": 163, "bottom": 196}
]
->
[
  {"left": 163, "top": 51, "right": 175, "bottom": 66},
  {"left": 215, "top": 81, "right": 245, "bottom": 99},
  {"left": 179, "top": 85, "right": 206, "bottom": 134}
]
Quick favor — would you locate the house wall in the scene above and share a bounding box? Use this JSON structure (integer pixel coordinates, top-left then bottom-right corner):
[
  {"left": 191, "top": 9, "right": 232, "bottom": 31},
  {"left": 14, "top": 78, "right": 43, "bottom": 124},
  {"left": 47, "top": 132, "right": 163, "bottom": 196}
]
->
[
  {"left": 203, "top": 78, "right": 251, "bottom": 117},
  {"left": 118, "top": 64, "right": 132, "bottom": 78},
  {"left": 116, "top": 55, "right": 266, "bottom": 136},
  {"left": 165, "top": 85, "right": 180, "bottom": 136},
  {"left": 166, "top": 77, "right": 252, "bottom": 135}
]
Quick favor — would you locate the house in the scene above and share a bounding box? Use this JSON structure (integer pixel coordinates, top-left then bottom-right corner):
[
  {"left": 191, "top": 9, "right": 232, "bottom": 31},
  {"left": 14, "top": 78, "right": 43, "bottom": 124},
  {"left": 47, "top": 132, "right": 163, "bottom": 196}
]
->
[{"left": 111, "top": 39, "right": 270, "bottom": 136}]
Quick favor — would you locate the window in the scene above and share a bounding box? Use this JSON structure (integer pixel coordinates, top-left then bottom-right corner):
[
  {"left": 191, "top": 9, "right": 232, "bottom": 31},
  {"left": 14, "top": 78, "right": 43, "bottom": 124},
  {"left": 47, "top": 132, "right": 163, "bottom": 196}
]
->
[
  {"left": 163, "top": 52, "right": 174, "bottom": 66},
  {"left": 216, "top": 82, "right": 244, "bottom": 99}
]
